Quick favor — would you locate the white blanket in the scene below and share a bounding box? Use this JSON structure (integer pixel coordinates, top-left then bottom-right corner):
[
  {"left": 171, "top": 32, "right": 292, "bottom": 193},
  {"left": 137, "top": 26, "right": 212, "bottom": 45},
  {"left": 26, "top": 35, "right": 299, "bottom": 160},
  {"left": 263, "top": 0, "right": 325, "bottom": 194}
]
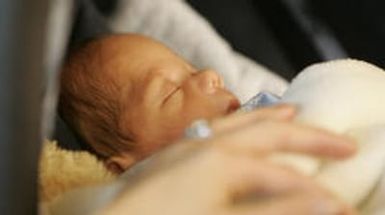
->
[{"left": 278, "top": 59, "right": 385, "bottom": 214}]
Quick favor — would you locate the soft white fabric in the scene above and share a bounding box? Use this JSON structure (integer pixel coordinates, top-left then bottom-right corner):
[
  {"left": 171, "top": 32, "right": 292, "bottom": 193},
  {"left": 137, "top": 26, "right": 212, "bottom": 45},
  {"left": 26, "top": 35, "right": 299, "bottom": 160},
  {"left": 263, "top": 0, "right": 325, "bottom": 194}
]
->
[
  {"left": 277, "top": 59, "right": 385, "bottom": 213},
  {"left": 108, "top": 0, "right": 287, "bottom": 102}
]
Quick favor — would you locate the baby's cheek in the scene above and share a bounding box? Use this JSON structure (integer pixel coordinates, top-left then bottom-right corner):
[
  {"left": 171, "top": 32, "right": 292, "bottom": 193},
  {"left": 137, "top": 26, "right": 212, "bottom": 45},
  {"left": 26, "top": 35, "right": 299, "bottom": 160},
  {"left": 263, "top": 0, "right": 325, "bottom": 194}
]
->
[
  {"left": 153, "top": 96, "right": 222, "bottom": 142},
  {"left": 143, "top": 119, "right": 186, "bottom": 148},
  {"left": 136, "top": 129, "right": 178, "bottom": 157},
  {"left": 160, "top": 120, "right": 189, "bottom": 141},
  {"left": 185, "top": 100, "right": 225, "bottom": 120}
]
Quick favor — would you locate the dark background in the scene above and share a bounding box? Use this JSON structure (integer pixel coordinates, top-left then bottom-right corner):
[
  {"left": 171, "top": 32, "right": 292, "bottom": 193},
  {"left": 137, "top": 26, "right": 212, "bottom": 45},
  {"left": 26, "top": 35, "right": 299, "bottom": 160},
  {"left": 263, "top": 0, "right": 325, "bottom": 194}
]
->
[
  {"left": 79, "top": 0, "right": 385, "bottom": 80},
  {"left": 187, "top": 0, "right": 385, "bottom": 79}
]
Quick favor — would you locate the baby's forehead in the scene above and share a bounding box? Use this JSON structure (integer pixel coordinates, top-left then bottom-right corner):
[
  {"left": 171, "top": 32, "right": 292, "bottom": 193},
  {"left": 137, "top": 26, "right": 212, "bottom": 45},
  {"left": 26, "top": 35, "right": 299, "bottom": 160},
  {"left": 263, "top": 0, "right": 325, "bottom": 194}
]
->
[
  {"left": 95, "top": 39, "right": 172, "bottom": 68},
  {"left": 84, "top": 34, "right": 193, "bottom": 84}
]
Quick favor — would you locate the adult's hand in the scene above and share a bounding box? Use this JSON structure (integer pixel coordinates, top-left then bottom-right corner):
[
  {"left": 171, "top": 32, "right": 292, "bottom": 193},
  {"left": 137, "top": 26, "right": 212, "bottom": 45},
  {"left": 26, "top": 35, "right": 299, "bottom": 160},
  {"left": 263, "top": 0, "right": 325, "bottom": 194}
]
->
[
  {"left": 210, "top": 104, "right": 356, "bottom": 159},
  {"left": 99, "top": 105, "right": 356, "bottom": 215},
  {"left": 100, "top": 142, "right": 355, "bottom": 215}
]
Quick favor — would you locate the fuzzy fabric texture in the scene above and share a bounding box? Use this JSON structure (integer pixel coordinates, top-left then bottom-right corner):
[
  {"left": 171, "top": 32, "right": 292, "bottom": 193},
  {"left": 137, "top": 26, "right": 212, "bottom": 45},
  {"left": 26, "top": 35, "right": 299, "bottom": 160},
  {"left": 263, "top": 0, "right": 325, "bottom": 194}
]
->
[
  {"left": 39, "top": 140, "right": 117, "bottom": 203},
  {"left": 108, "top": 0, "right": 288, "bottom": 103},
  {"left": 274, "top": 59, "right": 385, "bottom": 214}
]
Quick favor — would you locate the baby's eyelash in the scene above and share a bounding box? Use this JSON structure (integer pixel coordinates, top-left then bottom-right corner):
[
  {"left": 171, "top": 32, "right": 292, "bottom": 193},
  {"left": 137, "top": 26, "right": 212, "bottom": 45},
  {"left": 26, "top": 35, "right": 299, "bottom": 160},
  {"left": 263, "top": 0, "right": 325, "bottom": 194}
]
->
[{"left": 162, "top": 85, "right": 180, "bottom": 105}]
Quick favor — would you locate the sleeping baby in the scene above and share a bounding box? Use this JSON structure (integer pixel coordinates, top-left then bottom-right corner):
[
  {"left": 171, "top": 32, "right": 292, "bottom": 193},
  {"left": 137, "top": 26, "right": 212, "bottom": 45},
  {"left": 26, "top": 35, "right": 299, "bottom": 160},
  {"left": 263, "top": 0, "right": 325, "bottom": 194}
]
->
[
  {"left": 60, "top": 33, "right": 242, "bottom": 173},
  {"left": 59, "top": 33, "right": 385, "bottom": 213}
]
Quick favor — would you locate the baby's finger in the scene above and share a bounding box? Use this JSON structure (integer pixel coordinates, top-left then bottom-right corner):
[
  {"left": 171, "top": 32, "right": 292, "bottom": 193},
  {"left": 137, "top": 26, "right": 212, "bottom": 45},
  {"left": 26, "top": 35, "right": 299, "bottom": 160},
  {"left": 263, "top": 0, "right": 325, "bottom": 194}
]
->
[
  {"left": 211, "top": 104, "right": 296, "bottom": 134},
  {"left": 214, "top": 120, "right": 356, "bottom": 159}
]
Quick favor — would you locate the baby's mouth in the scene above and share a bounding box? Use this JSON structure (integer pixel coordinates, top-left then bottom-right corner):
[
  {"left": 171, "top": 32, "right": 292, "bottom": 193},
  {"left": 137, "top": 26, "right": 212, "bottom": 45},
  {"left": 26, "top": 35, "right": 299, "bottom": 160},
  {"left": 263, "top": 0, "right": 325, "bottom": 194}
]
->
[{"left": 227, "top": 98, "right": 241, "bottom": 113}]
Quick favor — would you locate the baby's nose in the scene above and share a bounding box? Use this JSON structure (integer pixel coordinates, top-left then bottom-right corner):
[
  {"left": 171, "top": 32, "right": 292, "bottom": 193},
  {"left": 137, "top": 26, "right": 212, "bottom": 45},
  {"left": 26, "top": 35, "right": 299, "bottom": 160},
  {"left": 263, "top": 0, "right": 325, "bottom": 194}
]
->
[{"left": 196, "top": 69, "right": 224, "bottom": 93}]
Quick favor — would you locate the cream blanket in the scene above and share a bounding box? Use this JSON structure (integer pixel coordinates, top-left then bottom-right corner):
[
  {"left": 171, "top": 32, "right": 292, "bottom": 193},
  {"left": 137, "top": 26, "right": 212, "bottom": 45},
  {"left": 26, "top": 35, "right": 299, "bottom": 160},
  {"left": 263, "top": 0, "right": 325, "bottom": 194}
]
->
[{"left": 276, "top": 59, "right": 385, "bottom": 214}]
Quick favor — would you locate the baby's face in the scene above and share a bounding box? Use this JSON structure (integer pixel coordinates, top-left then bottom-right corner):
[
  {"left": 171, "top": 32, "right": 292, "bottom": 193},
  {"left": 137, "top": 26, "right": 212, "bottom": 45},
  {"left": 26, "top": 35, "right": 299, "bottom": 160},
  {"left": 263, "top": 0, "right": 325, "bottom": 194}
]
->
[{"left": 97, "top": 35, "right": 239, "bottom": 168}]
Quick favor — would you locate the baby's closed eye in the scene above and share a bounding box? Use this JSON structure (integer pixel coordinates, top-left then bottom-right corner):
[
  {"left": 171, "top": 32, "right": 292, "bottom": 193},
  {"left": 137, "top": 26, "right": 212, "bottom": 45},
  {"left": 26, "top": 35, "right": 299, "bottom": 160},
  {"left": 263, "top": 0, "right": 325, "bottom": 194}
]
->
[{"left": 161, "top": 80, "right": 181, "bottom": 105}]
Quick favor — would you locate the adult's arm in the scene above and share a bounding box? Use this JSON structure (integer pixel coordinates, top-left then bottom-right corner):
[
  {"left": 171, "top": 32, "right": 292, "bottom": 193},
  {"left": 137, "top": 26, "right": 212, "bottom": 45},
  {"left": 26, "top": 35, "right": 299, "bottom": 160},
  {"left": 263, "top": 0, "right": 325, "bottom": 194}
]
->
[{"left": 48, "top": 105, "right": 356, "bottom": 215}]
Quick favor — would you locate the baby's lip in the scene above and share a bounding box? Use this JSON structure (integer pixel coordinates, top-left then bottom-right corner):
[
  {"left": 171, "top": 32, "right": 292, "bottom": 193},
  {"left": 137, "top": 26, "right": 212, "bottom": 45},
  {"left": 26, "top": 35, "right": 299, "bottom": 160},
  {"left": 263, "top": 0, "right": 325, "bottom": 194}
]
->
[{"left": 227, "top": 98, "right": 241, "bottom": 113}]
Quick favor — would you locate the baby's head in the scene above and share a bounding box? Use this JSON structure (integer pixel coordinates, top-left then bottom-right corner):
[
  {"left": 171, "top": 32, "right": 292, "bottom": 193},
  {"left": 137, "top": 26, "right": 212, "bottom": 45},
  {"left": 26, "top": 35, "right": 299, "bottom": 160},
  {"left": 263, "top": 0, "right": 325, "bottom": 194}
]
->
[{"left": 59, "top": 34, "right": 239, "bottom": 173}]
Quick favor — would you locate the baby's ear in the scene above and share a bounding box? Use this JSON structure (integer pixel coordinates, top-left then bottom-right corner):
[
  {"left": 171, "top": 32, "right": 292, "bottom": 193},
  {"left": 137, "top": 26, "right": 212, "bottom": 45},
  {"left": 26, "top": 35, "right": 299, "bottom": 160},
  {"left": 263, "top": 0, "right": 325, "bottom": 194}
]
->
[{"left": 105, "top": 153, "right": 136, "bottom": 174}]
